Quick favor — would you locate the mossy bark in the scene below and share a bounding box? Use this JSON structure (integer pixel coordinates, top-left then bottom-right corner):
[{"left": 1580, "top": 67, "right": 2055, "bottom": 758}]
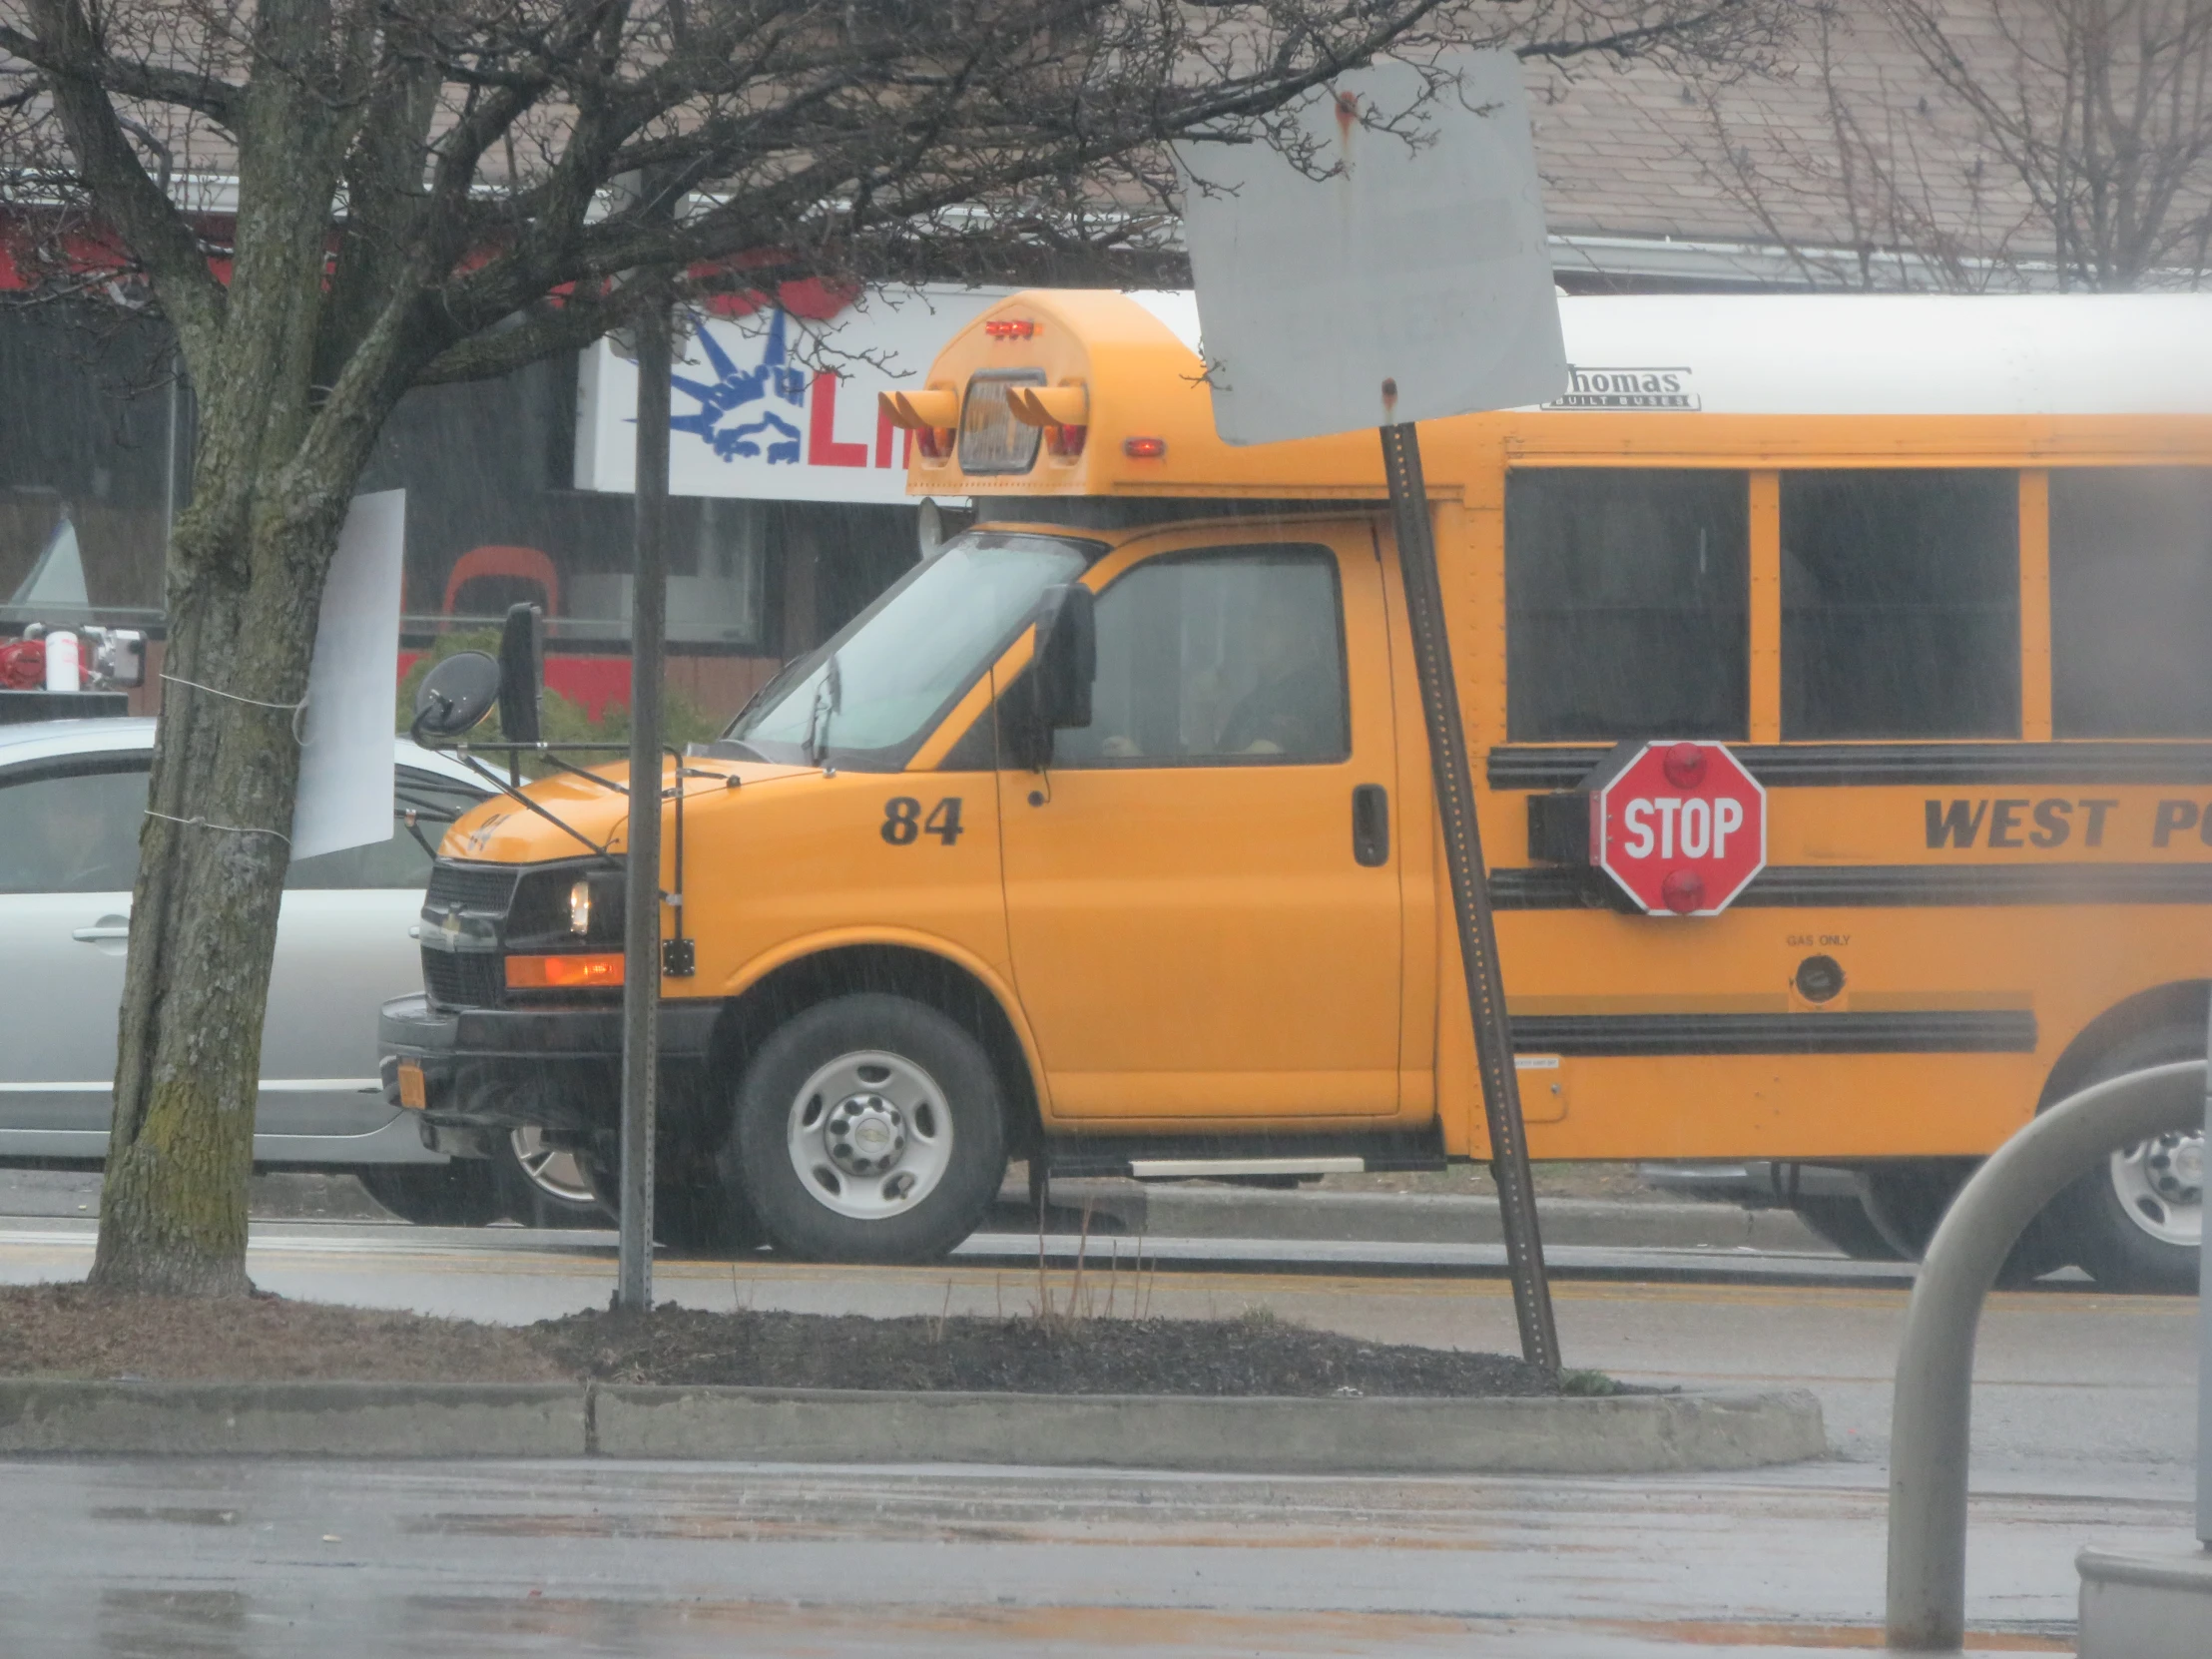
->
[{"left": 82, "top": 0, "right": 413, "bottom": 1297}]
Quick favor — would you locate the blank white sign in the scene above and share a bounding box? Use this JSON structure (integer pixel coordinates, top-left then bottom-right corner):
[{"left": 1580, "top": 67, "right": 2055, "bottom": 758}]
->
[
  {"left": 290, "top": 489, "right": 405, "bottom": 860},
  {"left": 1176, "top": 51, "right": 1567, "bottom": 444}
]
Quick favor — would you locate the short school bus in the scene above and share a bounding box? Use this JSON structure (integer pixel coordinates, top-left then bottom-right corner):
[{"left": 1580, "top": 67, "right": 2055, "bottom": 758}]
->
[{"left": 383, "top": 288, "right": 2212, "bottom": 1286}]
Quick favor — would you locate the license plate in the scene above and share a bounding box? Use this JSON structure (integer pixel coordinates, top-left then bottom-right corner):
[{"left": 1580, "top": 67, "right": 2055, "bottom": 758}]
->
[{"left": 397, "top": 1060, "right": 426, "bottom": 1111}]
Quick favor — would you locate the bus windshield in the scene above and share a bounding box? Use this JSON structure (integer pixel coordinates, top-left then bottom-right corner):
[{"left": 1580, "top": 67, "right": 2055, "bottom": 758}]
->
[{"left": 727, "top": 530, "right": 1095, "bottom": 768}]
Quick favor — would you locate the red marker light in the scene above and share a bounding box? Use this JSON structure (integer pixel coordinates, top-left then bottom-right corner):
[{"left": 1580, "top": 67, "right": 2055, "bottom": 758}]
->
[
  {"left": 1122, "top": 435, "right": 1167, "bottom": 459},
  {"left": 1660, "top": 868, "right": 1705, "bottom": 914},
  {"left": 983, "top": 318, "right": 1037, "bottom": 339},
  {"left": 1662, "top": 743, "right": 1708, "bottom": 789}
]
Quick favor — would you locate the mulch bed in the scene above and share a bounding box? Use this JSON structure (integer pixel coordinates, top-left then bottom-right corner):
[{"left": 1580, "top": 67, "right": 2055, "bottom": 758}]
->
[
  {"left": 0, "top": 1285, "right": 566, "bottom": 1383},
  {"left": 530, "top": 1307, "right": 1561, "bottom": 1398},
  {"left": 0, "top": 1287, "right": 1577, "bottom": 1398}
]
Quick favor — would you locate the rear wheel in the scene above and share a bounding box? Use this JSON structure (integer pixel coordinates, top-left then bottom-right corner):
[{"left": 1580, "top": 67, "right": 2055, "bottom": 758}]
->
[
  {"left": 1858, "top": 1158, "right": 2068, "bottom": 1284},
  {"left": 2045, "top": 1027, "right": 2204, "bottom": 1294},
  {"left": 357, "top": 1160, "right": 505, "bottom": 1227},
  {"left": 1791, "top": 1195, "right": 1905, "bottom": 1261},
  {"left": 729, "top": 992, "right": 1007, "bottom": 1264}
]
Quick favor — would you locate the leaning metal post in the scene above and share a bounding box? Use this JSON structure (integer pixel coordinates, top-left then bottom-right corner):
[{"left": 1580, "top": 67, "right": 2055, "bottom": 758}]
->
[
  {"left": 2201, "top": 1001, "right": 2210, "bottom": 1550},
  {"left": 617, "top": 268, "right": 673, "bottom": 1312},
  {"left": 1379, "top": 421, "right": 1559, "bottom": 1372},
  {"left": 1885, "top": 1059, "right": 2206, "bottom": 1650}
]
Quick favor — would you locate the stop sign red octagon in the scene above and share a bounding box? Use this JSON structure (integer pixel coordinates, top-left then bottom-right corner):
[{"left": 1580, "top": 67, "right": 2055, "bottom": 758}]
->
[{"left": 1593, "top": 742, "right": 1767, "bottom": 916}]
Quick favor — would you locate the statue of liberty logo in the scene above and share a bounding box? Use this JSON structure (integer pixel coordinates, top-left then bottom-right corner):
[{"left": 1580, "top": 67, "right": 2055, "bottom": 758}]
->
[{"left": 671, "top": 308, "right": 807, "bottom": 463}]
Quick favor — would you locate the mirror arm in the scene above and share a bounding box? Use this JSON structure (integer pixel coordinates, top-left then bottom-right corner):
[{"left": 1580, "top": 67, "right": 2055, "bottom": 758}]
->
[{"left": 445, "top": 749, "right": 620, "bottom": 864}]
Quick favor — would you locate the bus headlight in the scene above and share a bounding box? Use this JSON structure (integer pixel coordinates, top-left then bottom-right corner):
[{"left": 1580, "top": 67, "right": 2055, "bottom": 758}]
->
[{"left": 567, "top": 878, "right": 592, "bottom": 936}]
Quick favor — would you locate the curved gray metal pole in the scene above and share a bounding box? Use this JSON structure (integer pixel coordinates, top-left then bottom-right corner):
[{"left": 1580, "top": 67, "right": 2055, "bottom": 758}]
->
[{"left": 1886, "top": 1059, "right": 2206, "bottom": 1650}]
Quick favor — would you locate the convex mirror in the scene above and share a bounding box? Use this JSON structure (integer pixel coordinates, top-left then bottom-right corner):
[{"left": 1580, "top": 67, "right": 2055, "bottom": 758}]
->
[{"left": 412, "top": 651, "right": 501, "bottom": 740}]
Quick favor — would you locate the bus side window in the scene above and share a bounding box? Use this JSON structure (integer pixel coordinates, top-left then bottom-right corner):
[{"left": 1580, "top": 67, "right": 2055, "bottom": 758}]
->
[
  {"left": 2050, "top": 467, "right": 2212, "bottom": 737},
  {"left": 1504, "top": 468, "right": 1750, "bottom": 742},
  {"left": 1781, "top": 469, "right": 2020, "bottom": 741},
  {"left": 1052, "top": 546, "right": 1351, "bottom": 768}
]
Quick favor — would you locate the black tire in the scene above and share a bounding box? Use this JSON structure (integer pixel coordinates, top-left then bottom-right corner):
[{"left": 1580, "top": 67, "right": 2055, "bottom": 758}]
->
[
  {"left": 1792, "top": 1194, "right": 1905, "bottom": 1261},
  {"left": 728, "top": 992, "right": 1007, "bottom": 1264},
  {"left": 1858, "top": 1158, "right": 2068, "bottom": 1284},
  {"left": 2045, "top": 1026, "right": 2204, "bottom": 1295},
  {"left": 357, "top": 1160, "right": 506, "bottom": 1227},
  {"left": 1857, "top": 1160, "right": 1975, "bottom": 1259},
  {"left": 492, "top": 1128, "right": 609, "bottom": 1228},
  {"left": 572, "top": 1152, "right": 761, "bottom": 1255}
]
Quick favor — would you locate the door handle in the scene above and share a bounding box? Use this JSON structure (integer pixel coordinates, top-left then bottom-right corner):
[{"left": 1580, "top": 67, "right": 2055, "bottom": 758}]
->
[
  {"left": 1352, "top": 784, "right": 1389, "bottom": 867},
  {"left": 71, "top": 920, "right": 131, "bottom": 943}
]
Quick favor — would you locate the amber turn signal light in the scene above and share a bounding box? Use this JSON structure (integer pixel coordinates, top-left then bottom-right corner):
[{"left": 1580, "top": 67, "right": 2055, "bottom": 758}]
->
[{"left": 505, "top": 952, "right": 625, "bottom": 989}]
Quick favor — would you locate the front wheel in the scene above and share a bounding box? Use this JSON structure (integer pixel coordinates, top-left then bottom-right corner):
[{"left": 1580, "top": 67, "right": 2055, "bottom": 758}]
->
[
  {"left": 729, "top": 992, "right": 1007, "bottom": 1264},
  {"left": 2046, "top": 1027, "right": 2204, "bottom": 1294}
]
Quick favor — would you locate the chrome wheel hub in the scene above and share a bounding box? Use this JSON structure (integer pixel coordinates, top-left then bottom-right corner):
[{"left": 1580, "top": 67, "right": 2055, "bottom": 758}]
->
[
  {"left": 509, "top": 1126, "right": 598, "bottom": 1208},
  {"left": 2108, "top": 1129, "right": 2205, "bottom": 1249},
  {"left": 786, "top": 1050, "right": 951, "bottom": 1221}
]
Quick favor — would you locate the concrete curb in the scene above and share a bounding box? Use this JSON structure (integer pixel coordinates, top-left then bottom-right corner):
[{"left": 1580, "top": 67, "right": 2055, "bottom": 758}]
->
[
  {"left": 1027, "top": 1184, "right": 1829, "bottom": 1253},
  {"left": 589, "top": 1383, "right": 1826, "bottom": 1473},
  {"left": 0, "top": 1381, "right": 587, "bottom": 1456},
  {"left": 0, "top": 1379, "right": 1823, "bottom": 1472}
]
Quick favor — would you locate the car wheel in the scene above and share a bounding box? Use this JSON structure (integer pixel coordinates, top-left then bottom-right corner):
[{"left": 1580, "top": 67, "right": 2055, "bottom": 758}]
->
[
  {"left": 1791, "top": 1194, "right": 1905, "bottom": 1261},
  {"left": 493, "top": 1127, "right": 609, "bottom": 1228},
  {"left": 356, "top": 1160, "right": 505, "bottom": 1227},
  {"left": 2046, "top": 1026, "right": 2204, "bottom": 1294},
  {"left": 728, "top": 992, "right": 1007, "bottom": 1264}
]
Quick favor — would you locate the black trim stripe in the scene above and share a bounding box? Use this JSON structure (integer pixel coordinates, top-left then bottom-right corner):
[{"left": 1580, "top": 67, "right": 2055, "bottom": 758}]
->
[
  {"left": 1511, "top": 1010, "right": 2037, "bottom": 1057},
  {"left": 1490, "top": 862, "right": 2212, "bottom": 910},
  {"left": 1488, "top": 741, "right": 2212, "bottom": 792}
]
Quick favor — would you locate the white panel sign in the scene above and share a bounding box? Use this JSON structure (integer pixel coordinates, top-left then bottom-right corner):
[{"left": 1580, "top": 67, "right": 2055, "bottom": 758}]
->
[
  {"left": 1176, "top": 51, "right": 1567, "bottom": 443},
  {"left": 290, "top": 489, "right": 404, "bottom": 860},
  {"left": 575, "top": 286, "right": 1006, "bottom": 501}
]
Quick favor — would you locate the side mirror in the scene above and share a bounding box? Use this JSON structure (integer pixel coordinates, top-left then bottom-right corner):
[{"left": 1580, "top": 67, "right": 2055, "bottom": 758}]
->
[
  {"left": 1034, "top": 583, "right": 1095, "bottom": 732},
  {"left": 1002, "top": 584, "right": 1095, "bottom": 772},
  {"left": 497, "top": 602, "right": 544, "bottom": 746},
  {"left": 412, "top": 651, "right": 502, "bottom": 741}
]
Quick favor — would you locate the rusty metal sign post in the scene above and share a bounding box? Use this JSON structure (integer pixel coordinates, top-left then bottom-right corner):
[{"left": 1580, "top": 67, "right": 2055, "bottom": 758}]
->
[
  {"left": 1177, "top": 50, "right": 1566, "bottom": 1368},
  {"left": 1381, "top": 421, "right": 1557, "bottom": 1371}
]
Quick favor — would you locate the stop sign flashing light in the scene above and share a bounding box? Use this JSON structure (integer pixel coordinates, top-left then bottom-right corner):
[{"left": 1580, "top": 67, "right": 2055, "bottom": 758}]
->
[{"left": 1592, "top": 741, "right": 1767, "bottom": 916}]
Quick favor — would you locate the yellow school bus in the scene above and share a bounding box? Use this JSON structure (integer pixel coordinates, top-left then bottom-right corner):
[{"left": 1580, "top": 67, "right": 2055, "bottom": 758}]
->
[{"left": 383, "top": 288, "right": 2212, "bottom": 1289}]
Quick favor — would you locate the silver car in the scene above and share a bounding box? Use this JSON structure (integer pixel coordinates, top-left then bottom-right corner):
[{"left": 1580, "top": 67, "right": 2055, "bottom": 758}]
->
[{"left": 0, "top": 714, "right": 599, "bottom": 1225}]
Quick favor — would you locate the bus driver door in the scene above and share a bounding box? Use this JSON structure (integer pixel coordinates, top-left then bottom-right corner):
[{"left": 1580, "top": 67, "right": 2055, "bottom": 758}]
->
[{"left": 995, "top": 532, "right": 1405, "bottom": 1129}]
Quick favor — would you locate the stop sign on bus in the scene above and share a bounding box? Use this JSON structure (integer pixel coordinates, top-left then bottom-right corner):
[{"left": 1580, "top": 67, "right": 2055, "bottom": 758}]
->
[{"left": 1591, "top": 742, "right": 1767, "bottom": 915}]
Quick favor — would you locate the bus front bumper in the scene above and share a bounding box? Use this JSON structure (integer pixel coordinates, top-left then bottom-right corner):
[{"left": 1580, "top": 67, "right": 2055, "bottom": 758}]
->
[{"left": 377, "top": 992, "right": 721, "bottom": 1155}]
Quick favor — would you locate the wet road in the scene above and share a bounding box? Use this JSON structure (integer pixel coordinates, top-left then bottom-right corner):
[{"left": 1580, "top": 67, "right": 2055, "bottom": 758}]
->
[
  {"left": 0, "top": 1455, "right": 2167, "bottom": 1657},
  {"left": 0, "top": 1204, "right": 2196, "bottom": 1654}
]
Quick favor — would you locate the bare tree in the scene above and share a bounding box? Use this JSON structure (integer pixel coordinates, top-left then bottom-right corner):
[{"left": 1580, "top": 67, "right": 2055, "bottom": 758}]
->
[
  {"left": 0, "top": 0, "right": 1786, "bottom": 1296},
  {"left": 1688, "top": 0, "right": 2212, "bottom": 288}
]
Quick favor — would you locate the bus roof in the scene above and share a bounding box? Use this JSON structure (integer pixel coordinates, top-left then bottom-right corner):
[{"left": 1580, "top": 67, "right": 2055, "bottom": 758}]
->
[{"left": 904, "top": 288, "right": 2212, "bottom": 502}]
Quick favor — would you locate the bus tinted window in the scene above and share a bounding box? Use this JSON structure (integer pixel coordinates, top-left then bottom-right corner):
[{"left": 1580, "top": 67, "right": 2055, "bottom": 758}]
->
[
  {"left": 2051, "top": 467, "right": 2212, "bottom": 737},
  {"left": 1504, "top": 469, "right": 1749, "bottom": 742},
  {"left": 1781, "top": 469, "right": 2019, "bottom": 740}
]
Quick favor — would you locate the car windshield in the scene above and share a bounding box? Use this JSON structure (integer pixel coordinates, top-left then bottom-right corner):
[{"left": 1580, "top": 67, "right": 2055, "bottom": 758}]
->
[{"left": 729, "top": 530, "right": 1095, "bottom": 767}]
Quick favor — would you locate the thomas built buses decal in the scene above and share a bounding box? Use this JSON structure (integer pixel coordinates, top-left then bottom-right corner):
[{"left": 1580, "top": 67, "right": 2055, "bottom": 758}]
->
[{"left": 1544, "top": 366, "right": 1699, "bottom": 411}]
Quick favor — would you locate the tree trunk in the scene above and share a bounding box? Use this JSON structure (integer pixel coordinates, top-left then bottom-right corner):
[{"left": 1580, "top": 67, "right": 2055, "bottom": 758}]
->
[{"left": 88, "top": 485, "right": 351, "bottom": 1297}]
